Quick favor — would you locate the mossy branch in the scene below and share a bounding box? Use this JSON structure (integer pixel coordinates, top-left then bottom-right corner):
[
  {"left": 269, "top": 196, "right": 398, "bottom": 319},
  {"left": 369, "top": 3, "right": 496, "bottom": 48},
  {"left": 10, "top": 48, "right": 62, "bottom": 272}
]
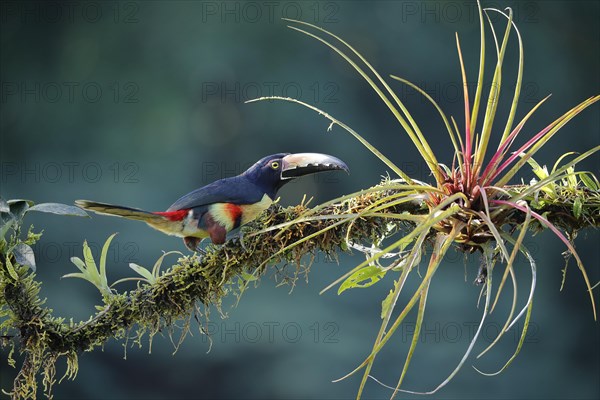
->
[{"left": 1, "top": 181, "right": 599, "bottom": 398}]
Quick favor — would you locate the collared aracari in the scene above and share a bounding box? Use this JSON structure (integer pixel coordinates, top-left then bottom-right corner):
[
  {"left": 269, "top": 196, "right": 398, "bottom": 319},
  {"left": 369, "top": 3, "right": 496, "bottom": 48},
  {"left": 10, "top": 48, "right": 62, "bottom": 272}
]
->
[{"left": 75, "top": 153, "right": 348, "bottom": 251}]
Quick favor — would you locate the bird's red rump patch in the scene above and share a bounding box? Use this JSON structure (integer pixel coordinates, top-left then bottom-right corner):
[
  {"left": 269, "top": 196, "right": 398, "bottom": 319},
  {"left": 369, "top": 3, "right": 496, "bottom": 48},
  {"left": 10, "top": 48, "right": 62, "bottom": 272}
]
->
[
  {"left": 153, "top": 209, "right": 189, "bottom": 221},
  {"left": 225, "top": 203, "right": 243, "bottom": 222}
]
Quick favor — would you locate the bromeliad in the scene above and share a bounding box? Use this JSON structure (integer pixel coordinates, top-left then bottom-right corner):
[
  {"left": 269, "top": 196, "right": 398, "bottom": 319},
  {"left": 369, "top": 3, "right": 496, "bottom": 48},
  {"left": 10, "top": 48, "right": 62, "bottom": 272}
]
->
[{"left": 76, "top": 153, "right": 348, "bottom": 251}]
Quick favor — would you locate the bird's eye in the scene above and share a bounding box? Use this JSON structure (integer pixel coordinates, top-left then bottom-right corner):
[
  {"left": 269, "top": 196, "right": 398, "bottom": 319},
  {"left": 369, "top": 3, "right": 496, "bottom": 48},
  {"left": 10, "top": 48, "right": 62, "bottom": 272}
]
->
[{"left": 270, "top": 161, "right": 280, "bottom": 170}]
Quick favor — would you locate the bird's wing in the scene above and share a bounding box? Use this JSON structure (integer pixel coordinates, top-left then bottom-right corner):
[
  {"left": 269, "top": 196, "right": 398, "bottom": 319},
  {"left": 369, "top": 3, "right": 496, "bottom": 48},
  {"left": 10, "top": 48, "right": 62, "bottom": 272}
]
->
[{"left": 166, "top": 176, "right": 265, "bottom": 211}]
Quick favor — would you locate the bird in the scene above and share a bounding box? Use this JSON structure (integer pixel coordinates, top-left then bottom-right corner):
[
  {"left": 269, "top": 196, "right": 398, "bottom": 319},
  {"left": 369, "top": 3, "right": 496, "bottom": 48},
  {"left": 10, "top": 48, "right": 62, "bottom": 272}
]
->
[{"left": 75, "top": 153, "right": 348, "bottom": 251}]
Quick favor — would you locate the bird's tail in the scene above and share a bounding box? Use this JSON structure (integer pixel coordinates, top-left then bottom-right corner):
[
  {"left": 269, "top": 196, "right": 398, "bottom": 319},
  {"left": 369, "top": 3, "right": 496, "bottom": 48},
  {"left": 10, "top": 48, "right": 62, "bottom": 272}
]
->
[{"left": 75, "top": 200, "right": 166, "bottom": 223}]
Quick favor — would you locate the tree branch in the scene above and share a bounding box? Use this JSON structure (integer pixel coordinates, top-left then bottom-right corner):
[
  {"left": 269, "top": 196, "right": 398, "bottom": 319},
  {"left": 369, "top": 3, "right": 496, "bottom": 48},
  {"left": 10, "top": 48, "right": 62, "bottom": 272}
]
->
[{"left": 1, "top": 181, "right": 598, "bottom": 398}]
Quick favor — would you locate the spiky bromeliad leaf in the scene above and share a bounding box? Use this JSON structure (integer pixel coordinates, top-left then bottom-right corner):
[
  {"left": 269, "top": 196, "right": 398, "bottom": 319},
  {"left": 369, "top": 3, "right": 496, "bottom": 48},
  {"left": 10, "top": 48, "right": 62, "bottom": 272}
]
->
[
  {"left": 63, "top": 234, "right": 116, "bottom": 296},
  {"left": 247, "top": 2, "right": 598, "bottom": 398},
  {"left": 112, "top": 251, "right": 182, "bottom": 287}
]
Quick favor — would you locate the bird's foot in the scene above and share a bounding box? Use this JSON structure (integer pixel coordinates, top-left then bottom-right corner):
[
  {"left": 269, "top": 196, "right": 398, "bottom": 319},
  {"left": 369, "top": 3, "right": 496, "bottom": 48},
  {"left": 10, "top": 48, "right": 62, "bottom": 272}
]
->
[
  {"left": 227, "top": 230, "right": 248, "bottom": 251},
  {"left": 237, "top": 230, "right": 248, "bottom": 252},
  {"left": 183, "top": 237, "right": 206, "bottom": 256}
]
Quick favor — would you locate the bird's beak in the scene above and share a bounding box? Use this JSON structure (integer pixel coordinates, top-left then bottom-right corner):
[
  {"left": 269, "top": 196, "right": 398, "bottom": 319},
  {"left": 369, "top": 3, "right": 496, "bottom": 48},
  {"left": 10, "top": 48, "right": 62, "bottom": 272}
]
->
[{"left": 280, "top": 153, "right": 349, "bottom": 180}]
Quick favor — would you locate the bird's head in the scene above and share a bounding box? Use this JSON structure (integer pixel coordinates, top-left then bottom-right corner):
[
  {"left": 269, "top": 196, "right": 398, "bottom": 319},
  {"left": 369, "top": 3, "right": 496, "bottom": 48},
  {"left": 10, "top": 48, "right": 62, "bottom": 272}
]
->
[{"left": 243, "top": 153, "right": 349, "bottom": 199}]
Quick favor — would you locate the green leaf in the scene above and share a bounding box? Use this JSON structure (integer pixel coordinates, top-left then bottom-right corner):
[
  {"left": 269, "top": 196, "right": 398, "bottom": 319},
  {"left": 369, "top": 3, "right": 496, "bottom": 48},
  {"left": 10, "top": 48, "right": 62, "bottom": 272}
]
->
[
  {"left": 66, "top": 240, "right": 113, "bottom": 296},
  {"left": 524, "top": 156, "right": 548, "bottom": 180},
  {"left": 151, "top": 251, "right": 182, "bottom": 278},
  {"left": 580, "top": 173, "right": 599, "bottom": 190},
  {"left": 28, "top": 203, "right": 89, "bottom": 217},
  {"left": 241, "top": 271, "right": 258, "bottom": 282},
  {"left": 62, "top": 272, "right": 87, "bottom": 280},
  {"left": 128, "top": 263, "right": 155, "bottom": 284},
  {"left": 4, "top": 256, "right": 19, "bottom": 280},
  {"left": 112, "top": 277, "right": 146, "bottom": 287},
  {"left": 573, "top": 197, "right": 583, "bottom": 219},
  {"left": 82, "top": 240, "right": 100, "bottom": 282},
  {"left": 13, "top": 243, "right": 36, "bottom": 272},
  {"left": 70, "top": 257, "right": 87, "bottom": 273},
  {"left": 381, "top": 286, "right": 396, "bottom": 319},
  {"left": 565, "top": 166, "right": 578, "bottom": 188},
  {"left": 1, "top": 215, "right": 14, "bottom": 240},
  {"left": 338, "top": 266, "right": 385, "bottom": 295},
  {"left": 99, "top": 233, "right": 117, "bottom": 286}
]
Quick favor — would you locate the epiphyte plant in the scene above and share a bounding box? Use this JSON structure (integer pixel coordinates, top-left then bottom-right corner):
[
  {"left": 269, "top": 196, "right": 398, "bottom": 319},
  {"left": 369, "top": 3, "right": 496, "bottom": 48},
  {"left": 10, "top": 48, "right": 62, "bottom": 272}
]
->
[{"left": 248, "top": 1, "right": 599, "bottom": 397}]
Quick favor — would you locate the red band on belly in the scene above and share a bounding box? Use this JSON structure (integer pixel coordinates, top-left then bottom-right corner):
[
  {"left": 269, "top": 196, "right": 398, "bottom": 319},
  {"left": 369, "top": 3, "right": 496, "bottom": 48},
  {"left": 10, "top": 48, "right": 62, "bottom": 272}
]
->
[{"left": 225, "top": 203, "right": 243, "bottom": 223}]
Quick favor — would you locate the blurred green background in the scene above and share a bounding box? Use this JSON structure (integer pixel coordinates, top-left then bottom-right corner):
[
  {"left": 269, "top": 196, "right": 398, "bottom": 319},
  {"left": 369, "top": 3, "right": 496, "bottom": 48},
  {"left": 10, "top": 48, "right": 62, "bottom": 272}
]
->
[{"left": 1, "top": 1, "right": 599, "bottom": 398}]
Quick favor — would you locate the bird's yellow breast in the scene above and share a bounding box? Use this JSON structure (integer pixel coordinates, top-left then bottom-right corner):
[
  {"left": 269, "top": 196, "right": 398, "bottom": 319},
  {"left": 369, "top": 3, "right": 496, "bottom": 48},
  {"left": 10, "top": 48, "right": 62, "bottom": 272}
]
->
[{"left": 239, "top": 194, "right": 273, "bottom": 225}]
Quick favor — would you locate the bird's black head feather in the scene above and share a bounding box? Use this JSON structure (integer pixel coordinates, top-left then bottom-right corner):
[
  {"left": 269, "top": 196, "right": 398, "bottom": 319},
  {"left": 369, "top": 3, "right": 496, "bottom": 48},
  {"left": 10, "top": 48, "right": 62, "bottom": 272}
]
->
[
  {"left": 243, "top": 153, "right": 291, "bottom": 199},
  {"left": 244, "top": 152, "right": 349, "bottom": 199}
]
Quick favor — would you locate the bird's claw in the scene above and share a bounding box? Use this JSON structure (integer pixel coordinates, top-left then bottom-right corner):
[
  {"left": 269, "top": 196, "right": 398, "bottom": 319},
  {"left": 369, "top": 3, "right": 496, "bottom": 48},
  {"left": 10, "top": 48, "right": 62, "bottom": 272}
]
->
[
  {"left": 238, "top": 230, "right": 248, "bottom": 252},
  {"left": 184, "top": 237, "right": 206, "bottom": 256}
]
